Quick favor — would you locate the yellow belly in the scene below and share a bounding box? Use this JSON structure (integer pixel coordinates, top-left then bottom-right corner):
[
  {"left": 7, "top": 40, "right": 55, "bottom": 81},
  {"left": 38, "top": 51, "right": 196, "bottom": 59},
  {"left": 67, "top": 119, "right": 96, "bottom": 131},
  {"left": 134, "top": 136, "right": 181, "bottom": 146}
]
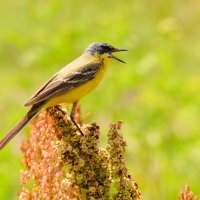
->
[{"left": 45, "top": 62, "right": 107, "bottom": 107}]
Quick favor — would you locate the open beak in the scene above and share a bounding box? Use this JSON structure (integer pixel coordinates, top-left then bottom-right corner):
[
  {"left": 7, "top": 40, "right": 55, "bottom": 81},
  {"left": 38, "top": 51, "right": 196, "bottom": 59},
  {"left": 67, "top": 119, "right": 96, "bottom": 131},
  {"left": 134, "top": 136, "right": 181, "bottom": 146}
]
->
[{"left": 108, "top": 48, "right": 128, "bottom": 64}]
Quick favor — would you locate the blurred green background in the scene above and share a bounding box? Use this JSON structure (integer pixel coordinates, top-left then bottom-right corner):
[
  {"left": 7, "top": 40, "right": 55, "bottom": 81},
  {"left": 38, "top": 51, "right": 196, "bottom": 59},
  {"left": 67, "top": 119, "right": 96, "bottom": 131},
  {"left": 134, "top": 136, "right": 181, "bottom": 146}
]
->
[{"left": 0, "top": 0, "right": 200, "bottom": 199}]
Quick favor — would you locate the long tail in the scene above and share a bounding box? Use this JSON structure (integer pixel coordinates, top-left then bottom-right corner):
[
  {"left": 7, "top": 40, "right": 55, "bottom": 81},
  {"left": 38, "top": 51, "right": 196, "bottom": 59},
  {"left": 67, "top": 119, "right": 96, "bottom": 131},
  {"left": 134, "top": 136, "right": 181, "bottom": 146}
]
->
[{"left": 0, "top": 103, "right": 43, "bottom": 151}]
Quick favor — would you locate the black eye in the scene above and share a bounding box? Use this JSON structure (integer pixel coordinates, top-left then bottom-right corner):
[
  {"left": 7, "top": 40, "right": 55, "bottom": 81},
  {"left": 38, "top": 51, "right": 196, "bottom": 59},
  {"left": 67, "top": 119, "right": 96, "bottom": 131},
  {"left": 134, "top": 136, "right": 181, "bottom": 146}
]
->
[
  {"left": 102, "top": 45, "right": 111, "bottom": 52},
  {"left": 104, "top": 45, "right": 110, "bottom": 49}
]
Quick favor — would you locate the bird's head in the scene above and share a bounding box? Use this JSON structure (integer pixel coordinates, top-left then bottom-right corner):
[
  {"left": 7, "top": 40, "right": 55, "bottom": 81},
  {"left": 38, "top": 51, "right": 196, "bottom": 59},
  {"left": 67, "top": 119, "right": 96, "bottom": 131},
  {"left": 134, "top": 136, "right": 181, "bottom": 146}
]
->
[{"left": 84, "top": 42, "right": 127, "bottom": 63}]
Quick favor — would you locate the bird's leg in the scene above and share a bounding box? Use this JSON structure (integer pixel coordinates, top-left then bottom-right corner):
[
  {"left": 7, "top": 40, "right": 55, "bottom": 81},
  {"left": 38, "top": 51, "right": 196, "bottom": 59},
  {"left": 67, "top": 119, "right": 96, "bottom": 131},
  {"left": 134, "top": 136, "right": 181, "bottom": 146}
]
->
[
  {"left": 54, "top": 105, "right": 66, "bottom": 115},
  {"left": 70, "top": 102, "right": 84, "bottom": 136}
]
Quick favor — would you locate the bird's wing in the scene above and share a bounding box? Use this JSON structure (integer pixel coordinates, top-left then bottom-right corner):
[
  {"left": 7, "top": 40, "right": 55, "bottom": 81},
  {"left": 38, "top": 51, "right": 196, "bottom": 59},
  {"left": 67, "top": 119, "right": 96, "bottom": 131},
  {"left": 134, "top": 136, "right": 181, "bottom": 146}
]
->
[
  {"left": 24, "top": 61, "right": 102, "bottom": 106},
  {"left": 24, "top": 74, "right": 57, "bottom": 106}
]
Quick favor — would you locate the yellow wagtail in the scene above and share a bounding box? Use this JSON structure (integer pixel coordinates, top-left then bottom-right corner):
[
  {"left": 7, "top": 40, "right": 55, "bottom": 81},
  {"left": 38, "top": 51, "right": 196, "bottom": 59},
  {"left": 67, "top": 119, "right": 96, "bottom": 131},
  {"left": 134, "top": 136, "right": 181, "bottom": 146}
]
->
[{"left": 0, "top": 42, "right": 127, "bottom": 150}]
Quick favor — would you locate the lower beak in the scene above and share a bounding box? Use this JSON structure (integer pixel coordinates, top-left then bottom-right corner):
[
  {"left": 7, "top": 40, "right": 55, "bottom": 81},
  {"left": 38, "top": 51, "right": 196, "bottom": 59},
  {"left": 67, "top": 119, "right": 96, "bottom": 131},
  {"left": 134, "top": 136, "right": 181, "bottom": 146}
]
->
[{"left": 108, "top": 48, "right": 128, "bottom": 63}]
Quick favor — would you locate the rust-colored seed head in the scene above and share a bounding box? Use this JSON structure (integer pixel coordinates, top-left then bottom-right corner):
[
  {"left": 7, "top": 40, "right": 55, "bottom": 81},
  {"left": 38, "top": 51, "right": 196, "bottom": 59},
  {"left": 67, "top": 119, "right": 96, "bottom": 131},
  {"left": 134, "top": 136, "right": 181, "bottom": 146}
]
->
[{"left": 19, "top": 107, "right": 140, "bottom": 199}]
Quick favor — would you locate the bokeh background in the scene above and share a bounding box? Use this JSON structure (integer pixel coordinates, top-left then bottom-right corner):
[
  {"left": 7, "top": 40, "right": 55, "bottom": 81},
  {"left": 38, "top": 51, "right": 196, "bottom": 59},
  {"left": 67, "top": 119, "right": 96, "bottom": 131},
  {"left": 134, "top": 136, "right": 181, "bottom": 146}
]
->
[{"left": 0, "top": 0, "right": 200, "bottom": 199}]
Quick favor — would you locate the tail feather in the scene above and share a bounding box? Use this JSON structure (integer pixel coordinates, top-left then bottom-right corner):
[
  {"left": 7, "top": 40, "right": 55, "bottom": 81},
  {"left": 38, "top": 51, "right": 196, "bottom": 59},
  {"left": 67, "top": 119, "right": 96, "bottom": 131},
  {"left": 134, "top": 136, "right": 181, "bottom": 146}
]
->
[
  {"left": 0, "top": 116, "right": 32, "bottom": 150},
  {"left": 0, "top": 102, "right": 43, "bottom": 151}
]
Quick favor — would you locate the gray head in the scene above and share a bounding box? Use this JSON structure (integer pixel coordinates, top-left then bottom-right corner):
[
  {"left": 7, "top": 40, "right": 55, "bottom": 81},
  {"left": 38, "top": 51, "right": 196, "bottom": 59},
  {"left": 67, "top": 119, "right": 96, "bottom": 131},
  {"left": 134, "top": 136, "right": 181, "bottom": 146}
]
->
[{"left": 84, "top": 42, "right": 127, "bottom": 63}]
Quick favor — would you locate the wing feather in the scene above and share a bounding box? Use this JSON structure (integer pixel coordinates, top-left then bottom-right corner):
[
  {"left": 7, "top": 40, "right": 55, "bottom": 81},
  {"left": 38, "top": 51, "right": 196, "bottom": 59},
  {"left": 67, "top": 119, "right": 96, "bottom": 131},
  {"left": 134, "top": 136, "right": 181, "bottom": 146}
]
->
[{"left": 24, "top": 61, "right": 101, "bottom": 106}]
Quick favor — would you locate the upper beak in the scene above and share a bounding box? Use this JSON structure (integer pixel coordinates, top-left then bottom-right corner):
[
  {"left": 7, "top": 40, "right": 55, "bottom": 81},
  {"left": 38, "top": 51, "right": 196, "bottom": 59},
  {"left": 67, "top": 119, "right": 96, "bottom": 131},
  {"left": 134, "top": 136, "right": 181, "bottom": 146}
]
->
[{"left": 108, "top": 48, "right": 128, "bottom": 63}]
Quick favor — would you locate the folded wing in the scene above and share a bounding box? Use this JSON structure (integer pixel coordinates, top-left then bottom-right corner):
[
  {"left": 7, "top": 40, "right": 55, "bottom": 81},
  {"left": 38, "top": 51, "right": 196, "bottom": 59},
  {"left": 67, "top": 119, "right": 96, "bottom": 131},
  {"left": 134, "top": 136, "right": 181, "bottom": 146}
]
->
[{"left": 24, "top": 62, "right": 101, "bottom": 106}]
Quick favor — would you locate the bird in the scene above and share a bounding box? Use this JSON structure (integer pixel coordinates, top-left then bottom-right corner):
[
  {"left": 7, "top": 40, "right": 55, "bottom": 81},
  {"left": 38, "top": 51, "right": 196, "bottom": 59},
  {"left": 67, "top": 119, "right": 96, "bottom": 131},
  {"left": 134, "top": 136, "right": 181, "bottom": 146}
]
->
[{"left": 0, "top": 42, "right": 127, "bottom": 150}]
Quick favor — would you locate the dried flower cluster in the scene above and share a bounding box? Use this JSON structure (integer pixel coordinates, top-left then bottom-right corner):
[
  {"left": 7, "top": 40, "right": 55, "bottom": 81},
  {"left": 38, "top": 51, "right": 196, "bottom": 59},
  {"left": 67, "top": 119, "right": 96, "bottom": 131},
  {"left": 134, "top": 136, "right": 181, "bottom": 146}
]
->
[
  {"left": 19, "top": 109, "right": 72, "bottom": 200},
  {"left": 178, "top": 185, "right": 198, "bottom": 200},
  {"left": 19, "top": 106, "right": 140, "bottom": 199},
  {"left": 107, "top": 122, "right": 140, "bottom": 199}
]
